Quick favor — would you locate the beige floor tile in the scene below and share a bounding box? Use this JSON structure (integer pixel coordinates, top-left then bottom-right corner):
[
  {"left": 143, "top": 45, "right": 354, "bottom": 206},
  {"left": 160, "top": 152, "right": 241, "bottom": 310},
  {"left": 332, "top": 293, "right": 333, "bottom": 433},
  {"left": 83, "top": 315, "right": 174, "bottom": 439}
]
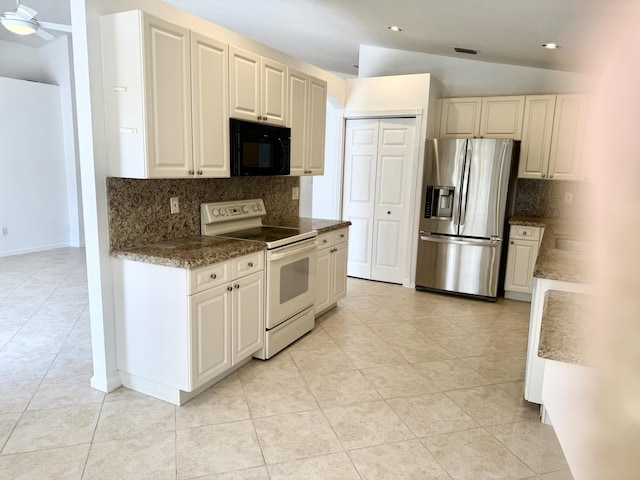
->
[
  {"left": 83, "top": 431, "right": 176, "bottom": 480},
  {"left": 177, "top": 420, "right": 264, "bottom": 479},
  {"left": 253, "top": 410, "right": 343, "bottom": 464},
  {"left": 422, "top": 428, "right": 534, "bottom": 480},
  {"left": 305, "top": 370, "right": 381, "bottom": 408},
  {"left": 316, "top": 309, "right": 364, "bottom": 327},
  {"left": 461, "top": 351, "right": 528, "bottom": 383},
  {"left": 289, "top": 345, "right": 356, "bottom": 377},
  {"left": 192, "top": 466, "right": 270, "bottom": 479},
  {"left": 285, "top": 327, "right": 338, "bottom": 351},
  {"left": 0, "top": 381, "right": 39, "bottom": 415},
  {"left": 370, "top": 322, "right": 423, "bottom": 342},
  {"left": 237, "top": 353, "right": 301, "bottom": 386},
  {"left": 540, "top": 469, "right": 575, "bottom": 480},
  {"left": 0, "top": 444, "right": 89, "bottom": 480},
  {"left": 94, "top": 396, "right": 176, "bottom": 442},
  {"left": 360, "top": 364, "right": 439, "bottom": 398},
  {"left": 2, "top": 404, "right": 100, "bottom": 454},
  {"left": 445, "top": 385, "right": 539, "bottom": 426},
  {"left": 339, "top": 341, "right": 408, "bottom": 369},
  {"left": 0, "top": 413, "right": 20, "bottom": 447},
  {"left": 387, "top": 335, "right": 458, "bottom": 363},
  {"left": 176, "top": 390, "right": 250, "bottom": 429},
  {"left": 349, "top": 439, "right": 451, "bottom": 480},
  {"left": 267, "top": 452, "right": 361, "bottom": 480},
  {"left": 387, "top": 392, "right": 478, "bottom": 436},
  {"left": 495, "top": 380, "right": 526, "bottom": 400},
  {"left": 27, "top": 374, "right": 105, "bottom": 410},
  {"left": 243, "top": 376, "right": 318, "bottom": 418},
  {"left": 323, "top": 400, "right": 414, "bottom": 450},
  {"left": 323, "top": 324, "right": 383, "bottom": 347},
  {"left": 488, "top": 421, "right": 570, "bottom": 474},
  {"left": 413, "top": 359, "right": 493, "bottom": 391}
]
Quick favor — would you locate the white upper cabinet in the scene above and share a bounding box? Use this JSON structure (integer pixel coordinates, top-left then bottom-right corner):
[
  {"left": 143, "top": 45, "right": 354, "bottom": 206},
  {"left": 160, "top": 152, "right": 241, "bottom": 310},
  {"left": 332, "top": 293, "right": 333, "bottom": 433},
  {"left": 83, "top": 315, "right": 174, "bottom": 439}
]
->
[
  {"left": 439, "top": 97, "right": 482, "bottom": 138},
  {"left": 288, "top": 69, "right": 327, "bottom": 175},
  {"left": 191, "top": 33, "right": 230, "bottom": 177},
  {"left": 101, "top": 10, "right": 228, "bottom": 178},
  {"left": 439, "top": 96, "right": 524, "bottom": 139},
  {"left": 479, "top": 96, "right": 525, "bottom": 139},
  {"left": 229, "top": 46, "right": 287, "bottom": 126},
  {"left": 519, "top": 94, "right": 588, "bottom": 180}
]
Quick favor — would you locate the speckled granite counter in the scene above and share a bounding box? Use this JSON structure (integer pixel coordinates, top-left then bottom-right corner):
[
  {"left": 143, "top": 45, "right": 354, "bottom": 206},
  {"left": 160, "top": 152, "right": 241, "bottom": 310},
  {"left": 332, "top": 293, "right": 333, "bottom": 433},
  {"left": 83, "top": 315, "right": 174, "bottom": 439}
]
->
[
  {"left": 538, "top": 290, "right": 594, "bottom": 367},
  {"left": 272, "top": 217, "right": 351, "bottom": 233},
  {"left": 110, "top": 218, "right": 351, "bottom": 269},
  {"left": 110, "top": 235, "right": 265, "bottom": 269},
  {"left": 509, "top": 216, "right": 591, "bottom": 284}
]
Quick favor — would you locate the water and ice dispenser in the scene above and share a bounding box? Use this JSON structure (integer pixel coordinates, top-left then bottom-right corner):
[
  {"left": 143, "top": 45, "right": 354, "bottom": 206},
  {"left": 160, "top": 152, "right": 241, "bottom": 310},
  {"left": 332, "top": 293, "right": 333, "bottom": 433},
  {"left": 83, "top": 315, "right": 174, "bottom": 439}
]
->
[{"left": 424, "top": 186, "right": 455, "bottom": 219}]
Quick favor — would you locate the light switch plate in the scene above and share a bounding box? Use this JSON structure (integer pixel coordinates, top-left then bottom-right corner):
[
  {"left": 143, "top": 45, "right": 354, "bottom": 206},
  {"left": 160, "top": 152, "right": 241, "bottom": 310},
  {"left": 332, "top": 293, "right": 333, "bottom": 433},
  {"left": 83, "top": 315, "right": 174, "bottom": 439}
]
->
[
  {"left": 170, "top": 197, "right": 179, "bottom": 214},
  {"left": 292, "top": 187, "right": 299, "bottom": 200}
]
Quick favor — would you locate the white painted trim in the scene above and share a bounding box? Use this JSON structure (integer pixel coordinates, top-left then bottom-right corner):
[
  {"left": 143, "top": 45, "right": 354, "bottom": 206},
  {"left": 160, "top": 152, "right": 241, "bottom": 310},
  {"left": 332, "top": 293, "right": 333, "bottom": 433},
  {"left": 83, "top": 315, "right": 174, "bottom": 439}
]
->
[
  {"left": 343, "top": 108, "right": 423, "bottom": 118},
  {"left": 90, "top": 373, "right": 122, "bottom": 393},
  {"left": 0, "top": 242, "right": 71, "bottom": 258}
]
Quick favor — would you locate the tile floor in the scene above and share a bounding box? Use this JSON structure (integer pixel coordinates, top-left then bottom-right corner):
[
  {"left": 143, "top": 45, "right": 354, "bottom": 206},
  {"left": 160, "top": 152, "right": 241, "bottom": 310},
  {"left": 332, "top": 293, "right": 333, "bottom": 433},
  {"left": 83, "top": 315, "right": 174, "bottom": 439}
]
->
[{"left": 0, "top": 247, "right": 575, "bottom": 479}]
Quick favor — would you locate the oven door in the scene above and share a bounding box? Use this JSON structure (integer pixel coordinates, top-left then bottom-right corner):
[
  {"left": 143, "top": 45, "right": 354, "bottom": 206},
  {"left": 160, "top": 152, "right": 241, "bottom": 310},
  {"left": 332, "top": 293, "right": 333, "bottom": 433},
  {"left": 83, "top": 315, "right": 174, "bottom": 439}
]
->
[{"left": 266, "top": 239, "right": 317, "bottom": 329}]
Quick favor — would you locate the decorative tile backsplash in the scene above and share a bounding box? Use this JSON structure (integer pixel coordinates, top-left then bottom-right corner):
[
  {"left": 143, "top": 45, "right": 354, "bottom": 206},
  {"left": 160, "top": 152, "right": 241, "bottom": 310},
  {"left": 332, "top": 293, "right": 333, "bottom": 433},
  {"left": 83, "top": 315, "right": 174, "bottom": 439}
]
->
[
  {"left": 514, "top": 179, "right": 588, "bottom": 219},
  {"left": 106, "top": 176, "right": 300, "bottom": 251}
]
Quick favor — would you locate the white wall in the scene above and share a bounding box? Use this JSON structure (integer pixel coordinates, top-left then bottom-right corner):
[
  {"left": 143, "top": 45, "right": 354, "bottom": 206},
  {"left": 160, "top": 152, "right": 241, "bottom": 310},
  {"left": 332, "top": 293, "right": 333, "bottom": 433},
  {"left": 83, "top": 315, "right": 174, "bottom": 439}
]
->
[
  {"left": 0, "top": 40, "right": 42, "bottom": 81},
  {"left": 358, "top": 45, "right": 590, "bottom": 96},
  {"left": 0, "top": 77, "right": 69, "bottom": 256}
]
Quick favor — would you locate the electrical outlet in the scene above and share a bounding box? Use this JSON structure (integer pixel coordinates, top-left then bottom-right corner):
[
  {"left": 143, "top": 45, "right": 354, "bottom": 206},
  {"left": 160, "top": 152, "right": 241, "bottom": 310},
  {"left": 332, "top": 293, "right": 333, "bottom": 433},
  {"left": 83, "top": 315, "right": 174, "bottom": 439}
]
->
[
  {"left": 564, "top": 192, "right": 573, "bottom": 204},
  {"left": 292, "top": 187, "right": 299, "bottom": 200},
  {"left": 1, "top": 226, "right": 7, "bottom": 236},
  {"left": 170, "top": 197, "right": 179, "bottom": 214}
]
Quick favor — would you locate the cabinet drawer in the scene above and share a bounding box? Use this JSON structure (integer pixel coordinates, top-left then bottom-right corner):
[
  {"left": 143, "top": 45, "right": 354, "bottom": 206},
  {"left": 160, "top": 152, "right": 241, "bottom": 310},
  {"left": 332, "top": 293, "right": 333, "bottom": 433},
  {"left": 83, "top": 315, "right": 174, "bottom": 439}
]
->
[
  {"left": 511, "top": 225, "right": 542, "bottom": 241},
  {"left": 233, "top": 251, "right": 264, "bottom": 278},
  {"left": 317, "top": 232, "right": 332, "bottom": 249},
  {"left": 189, "top": 261, "right": 230, "bottom": 294},
  {"left": 332, "top": 228, "right": 348, "bottom": 245}
]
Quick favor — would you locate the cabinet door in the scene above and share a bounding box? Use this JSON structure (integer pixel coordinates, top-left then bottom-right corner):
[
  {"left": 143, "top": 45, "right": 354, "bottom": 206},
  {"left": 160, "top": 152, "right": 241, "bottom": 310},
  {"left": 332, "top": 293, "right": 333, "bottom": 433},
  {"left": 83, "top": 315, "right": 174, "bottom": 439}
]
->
[
  {"left": 439, "top": 98, "right": 482, "bottom": 138},
  {"left": 191, "top": 33, "right": 229, "bottom": 177},
  {"left": 519, "top": 95, "right": 556, "bottom": 179},
  {"left": 548, "top": 94, "right": 588, "bottom": 181},
  {"left": 262, "top": 58, "right": 288, "bottom": 126},
  {"left": 232, "top": 271, "right": 264, "bottom": 363},
  {"left": 315, "top": 246, "right": 332, "bottom": 314},
  {"left": 480, "top": 96, "right": 525, "bottom": 139},
  {"left": 331, "top": 242, "right": 348, "bottom": 302},
  {"left": 189, "top": 284, "right": 231, "bottom": 389},
  {"left": 229, "top": 46, "right": 261, "bottom": 122},
  {"left": 143, "top": 15, "right": 193, "bottom": 178},
  {"left": 504, "top": 240, "right": 539, "bottom": 293},
  {"left": 288, "top": 69, "right": 308, "bottom": 175},
  {"left": 307, "top": 76, "right": 327, "bottom": 175}
]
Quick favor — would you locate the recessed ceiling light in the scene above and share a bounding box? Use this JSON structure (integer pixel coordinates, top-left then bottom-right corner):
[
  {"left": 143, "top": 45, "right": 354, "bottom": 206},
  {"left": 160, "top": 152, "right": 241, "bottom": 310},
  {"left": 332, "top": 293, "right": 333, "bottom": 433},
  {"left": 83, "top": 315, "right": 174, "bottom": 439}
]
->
[
  {"left": 387, "top": 25, "right": 403, "bottom": 32},
  {"left": 542, "top": 43, "right": 561, "bottom": 49}
]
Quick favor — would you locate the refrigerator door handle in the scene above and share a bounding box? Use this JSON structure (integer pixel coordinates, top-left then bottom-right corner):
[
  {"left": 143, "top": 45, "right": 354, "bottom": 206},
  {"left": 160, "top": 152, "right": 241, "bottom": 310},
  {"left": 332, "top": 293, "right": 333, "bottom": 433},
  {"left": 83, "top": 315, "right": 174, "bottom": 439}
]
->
[
  {"left": 454, "top": 141, "right": 467, "bottom": 227},
  {"left": 459, "top": 142, "right": 472, "bottom": 227},
  {"left": 420, "top": 234, "right": 502, "bottom": 247}
]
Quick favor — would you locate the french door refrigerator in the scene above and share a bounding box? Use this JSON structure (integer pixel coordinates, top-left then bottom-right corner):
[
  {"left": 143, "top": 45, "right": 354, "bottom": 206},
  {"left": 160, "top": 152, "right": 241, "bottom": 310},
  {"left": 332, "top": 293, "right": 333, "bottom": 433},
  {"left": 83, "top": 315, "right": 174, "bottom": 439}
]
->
[{"left": 415, "top": 138, "right": 518, "bottom": 300}]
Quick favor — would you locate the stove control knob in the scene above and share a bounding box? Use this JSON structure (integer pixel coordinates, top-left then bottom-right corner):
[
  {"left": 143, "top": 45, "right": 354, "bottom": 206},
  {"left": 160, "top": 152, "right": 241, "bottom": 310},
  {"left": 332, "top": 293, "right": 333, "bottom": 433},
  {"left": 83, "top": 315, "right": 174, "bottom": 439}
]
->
[
  {"left": 243, "top": 206, "right": 249, "bottom": 213},
  {"left": 219, "top": 208, "right": 227, "bottom": 216},
  {"left": 212, "top": 208, "right": 219, "bottom": 217}
]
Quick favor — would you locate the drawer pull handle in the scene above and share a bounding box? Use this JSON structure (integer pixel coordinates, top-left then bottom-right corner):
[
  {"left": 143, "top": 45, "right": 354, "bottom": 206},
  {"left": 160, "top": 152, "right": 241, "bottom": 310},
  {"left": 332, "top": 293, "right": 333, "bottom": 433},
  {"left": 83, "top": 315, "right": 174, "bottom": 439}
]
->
[
  {"left": 323, "top": 239, "right": 328, "bottom": 243},
  {"left": 248, "top": 262, "right": 254, "bottom": 267},
  {"left": 227, "top": 286, "right": 233, "bottom": 292},
  {"left": 210, "top": 273, "right": 217, "bottom": 279},
  {"left": 340, "top": 234, "right": 344, "bottom": 238},
  {"left": 234, "top": 284, "right": 240, "bottom": 289}
]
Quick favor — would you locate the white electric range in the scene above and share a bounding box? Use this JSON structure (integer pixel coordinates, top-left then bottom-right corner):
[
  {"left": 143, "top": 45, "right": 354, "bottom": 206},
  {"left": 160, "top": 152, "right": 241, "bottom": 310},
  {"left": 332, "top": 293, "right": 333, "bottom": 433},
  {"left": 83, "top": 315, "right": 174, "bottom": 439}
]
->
[{"left": 201, "top": 199, "right": 317, "bottom": 359}]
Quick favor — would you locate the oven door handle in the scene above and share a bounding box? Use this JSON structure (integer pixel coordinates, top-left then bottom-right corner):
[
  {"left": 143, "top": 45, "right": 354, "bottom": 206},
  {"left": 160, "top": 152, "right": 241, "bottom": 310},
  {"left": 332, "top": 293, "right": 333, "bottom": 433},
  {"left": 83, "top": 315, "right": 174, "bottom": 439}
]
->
[{"left": 269, "top": 240, "right": 318, "bottom": 261}]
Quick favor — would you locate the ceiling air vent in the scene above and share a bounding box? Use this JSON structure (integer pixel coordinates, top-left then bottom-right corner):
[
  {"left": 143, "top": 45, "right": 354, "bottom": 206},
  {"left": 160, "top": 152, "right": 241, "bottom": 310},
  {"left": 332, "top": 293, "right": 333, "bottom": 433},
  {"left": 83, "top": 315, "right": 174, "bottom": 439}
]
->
[{"left": 454, "top": 47, "right": 478, "bottom": 55}]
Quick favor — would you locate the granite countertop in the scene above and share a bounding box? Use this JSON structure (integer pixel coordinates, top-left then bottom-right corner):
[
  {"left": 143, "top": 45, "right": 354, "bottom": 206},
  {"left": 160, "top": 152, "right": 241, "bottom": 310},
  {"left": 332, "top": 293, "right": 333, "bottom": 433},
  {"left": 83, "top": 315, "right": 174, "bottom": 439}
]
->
[
  {"left": 110, "top": 218, "right": 351, "bottom": 269},
  {"left": 538, "top": 290, "right": 594, "bottom": 367},
  {"left": 509, "top": 216, "right": 591, "bottom": 284},
  {"left": 110, "top": 235, "right": 266, "bottom": 269}
]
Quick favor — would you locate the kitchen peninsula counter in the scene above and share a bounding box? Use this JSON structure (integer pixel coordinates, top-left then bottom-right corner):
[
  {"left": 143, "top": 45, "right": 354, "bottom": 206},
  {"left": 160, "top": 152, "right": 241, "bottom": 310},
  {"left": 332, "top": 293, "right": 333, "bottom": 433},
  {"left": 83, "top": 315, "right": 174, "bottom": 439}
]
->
[{"left": 109, "top": 218, "right": 351, "bottom": 270}]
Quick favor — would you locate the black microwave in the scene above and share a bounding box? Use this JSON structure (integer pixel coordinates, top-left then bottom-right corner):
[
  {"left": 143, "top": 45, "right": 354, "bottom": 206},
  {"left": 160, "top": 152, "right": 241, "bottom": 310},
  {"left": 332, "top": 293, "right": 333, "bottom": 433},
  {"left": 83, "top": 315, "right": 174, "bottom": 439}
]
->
[{"left": 230, "top": 119, "right": 291, "bottom": 176}]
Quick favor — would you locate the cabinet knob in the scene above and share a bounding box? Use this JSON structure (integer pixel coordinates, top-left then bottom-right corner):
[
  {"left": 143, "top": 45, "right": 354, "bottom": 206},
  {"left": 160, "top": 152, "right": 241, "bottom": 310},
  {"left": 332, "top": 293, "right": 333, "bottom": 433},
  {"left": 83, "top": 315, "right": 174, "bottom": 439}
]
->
[
  {"left": 248, "top": 262, "right": 254, "bottom": 267},
  {"left": 541, "top": 174, "right": 546, "bottom": 178},
  {"left": 323, "top": 239, "right": 328, "bottom": 244},
  {"left": 263, "top": 116, "right": 268, "bottom": 121},
  {"left": 257, "top": 115, "right": 262, "bottom": 120},
  {"left": 188, "top": 170, "right": 194, "bottom": 175},
  {"left": 549, "top": 174, "right": 553, "bottom": 178},
  {"left": 210, "top": 273, "right": 217, "bottom": 279},
  {"left": 511, "top": 241, "right": 514, "bottom": 245},
  {"left": 227, "top": 286, "right": 233, "bottom": 292},
  {"left": 387, "top": 211, "right": 391, "bottom": 215},
  {"left": 234, "top": 284, "right": 240, "bottom": 289},
  {"left": 340, "top": 234, "right": 344, "bottom": 238},
  {"left": 197, "top": 170, "right": 203, "bottom": 175}
]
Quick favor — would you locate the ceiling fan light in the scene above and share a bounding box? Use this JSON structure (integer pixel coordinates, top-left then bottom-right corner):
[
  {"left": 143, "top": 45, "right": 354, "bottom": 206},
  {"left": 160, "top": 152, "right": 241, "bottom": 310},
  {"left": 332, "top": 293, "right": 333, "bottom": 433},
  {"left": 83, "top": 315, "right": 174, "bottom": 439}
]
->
[{"left": 1, "top": 13, "right": 38, "bottom": 35}]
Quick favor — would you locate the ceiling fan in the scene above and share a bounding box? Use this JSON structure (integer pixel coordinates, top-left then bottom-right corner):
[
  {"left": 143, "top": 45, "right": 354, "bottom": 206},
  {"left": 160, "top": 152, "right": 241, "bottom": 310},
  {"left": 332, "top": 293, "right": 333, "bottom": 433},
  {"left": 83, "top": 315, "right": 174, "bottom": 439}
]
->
[{"left": 1, "top": 0, "right": 71, "bottom": 40}]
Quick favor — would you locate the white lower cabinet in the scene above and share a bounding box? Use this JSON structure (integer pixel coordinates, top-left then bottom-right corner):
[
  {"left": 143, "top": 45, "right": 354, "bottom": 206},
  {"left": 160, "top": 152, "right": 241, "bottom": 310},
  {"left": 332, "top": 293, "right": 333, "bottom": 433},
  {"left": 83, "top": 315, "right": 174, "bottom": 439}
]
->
[
  {"left": 113, "top": 251, "right": 264, "bottom": 405},
  {"left": 315, "top": 228, "right": 349, "bottom": 316},
  {"left": 504, "top": 225, "right": 544, "bottom": 301}
]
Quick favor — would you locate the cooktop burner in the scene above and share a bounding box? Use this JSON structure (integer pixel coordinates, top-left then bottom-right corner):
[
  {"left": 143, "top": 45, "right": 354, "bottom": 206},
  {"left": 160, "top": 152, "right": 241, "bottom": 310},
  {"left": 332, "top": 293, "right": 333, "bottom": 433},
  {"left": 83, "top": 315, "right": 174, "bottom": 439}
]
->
[{"left": 218, "top": 226, "right": 305, "bottom": 244}]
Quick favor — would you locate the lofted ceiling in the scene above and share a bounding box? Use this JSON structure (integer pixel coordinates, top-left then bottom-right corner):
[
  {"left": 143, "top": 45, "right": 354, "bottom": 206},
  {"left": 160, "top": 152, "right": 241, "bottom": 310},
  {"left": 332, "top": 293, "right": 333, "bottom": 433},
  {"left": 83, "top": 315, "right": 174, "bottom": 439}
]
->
[{"left": 1, "top": 0, "right": 616, "bottom": 76}]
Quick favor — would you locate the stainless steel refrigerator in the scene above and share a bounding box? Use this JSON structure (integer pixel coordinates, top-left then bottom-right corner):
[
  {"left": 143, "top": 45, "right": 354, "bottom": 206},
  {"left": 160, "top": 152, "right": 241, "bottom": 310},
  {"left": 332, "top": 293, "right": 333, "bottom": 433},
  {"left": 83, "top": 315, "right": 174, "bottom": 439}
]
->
[{"left": 415, "top": 138, "right": 518, "bottom": 300}]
